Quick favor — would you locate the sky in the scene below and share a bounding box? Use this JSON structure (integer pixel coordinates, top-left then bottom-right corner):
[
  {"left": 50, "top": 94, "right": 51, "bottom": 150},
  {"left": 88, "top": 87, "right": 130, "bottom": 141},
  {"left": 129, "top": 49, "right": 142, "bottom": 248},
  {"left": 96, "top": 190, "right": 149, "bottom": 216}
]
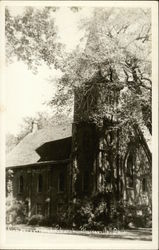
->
[{"left": 6, "top": 7, "right": 92, "bottom": 135}]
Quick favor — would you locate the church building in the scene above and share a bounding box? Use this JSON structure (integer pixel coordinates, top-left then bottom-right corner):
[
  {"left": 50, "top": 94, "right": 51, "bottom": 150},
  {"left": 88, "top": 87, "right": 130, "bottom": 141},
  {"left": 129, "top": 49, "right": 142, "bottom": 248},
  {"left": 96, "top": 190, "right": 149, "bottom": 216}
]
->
[{"left": 6, "top": 69, "right": 152, "bottom": 226}]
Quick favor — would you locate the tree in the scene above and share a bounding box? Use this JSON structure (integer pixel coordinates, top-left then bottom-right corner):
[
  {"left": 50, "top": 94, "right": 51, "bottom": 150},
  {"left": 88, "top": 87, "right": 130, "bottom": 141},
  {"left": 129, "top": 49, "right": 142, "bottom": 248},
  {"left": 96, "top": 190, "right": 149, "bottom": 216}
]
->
[
  {"left": 6, "top": 133, "right": 19, "bottom": 153},
  {"left": 6, "top": 7, "right": 152, "bottom": 145},
  {"left": 5, "top": 6, "right": 63, "bottom": 72},
  {"left": 48, "top": 8, "right": 152, "bottom": 132}
]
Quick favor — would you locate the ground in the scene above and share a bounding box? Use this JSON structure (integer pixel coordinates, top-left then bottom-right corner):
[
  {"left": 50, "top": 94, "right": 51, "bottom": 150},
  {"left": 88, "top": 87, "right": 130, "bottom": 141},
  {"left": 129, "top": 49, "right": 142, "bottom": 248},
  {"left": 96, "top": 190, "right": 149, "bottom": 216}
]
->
[{"left": 2, "top": 227, "right": 153, "bottom": 249}]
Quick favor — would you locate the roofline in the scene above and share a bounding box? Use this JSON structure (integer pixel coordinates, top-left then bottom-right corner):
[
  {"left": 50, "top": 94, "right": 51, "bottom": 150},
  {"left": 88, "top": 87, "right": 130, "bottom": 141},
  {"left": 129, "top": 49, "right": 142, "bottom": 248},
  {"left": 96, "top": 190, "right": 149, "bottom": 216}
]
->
[
  {"left": 6, "top": 159, "right": 71, "bottom": 169},
  {"left": 36, "top": 136, "right": 72, "bottom": 153},
  {"left": 42, "top": 136, "right": 72, "bottom": 144}
]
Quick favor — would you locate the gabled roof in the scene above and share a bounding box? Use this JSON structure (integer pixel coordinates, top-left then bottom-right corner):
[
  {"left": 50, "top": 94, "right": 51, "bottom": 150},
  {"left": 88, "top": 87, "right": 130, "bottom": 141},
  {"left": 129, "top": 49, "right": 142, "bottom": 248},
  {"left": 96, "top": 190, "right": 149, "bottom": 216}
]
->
[
  {"left": 134, "top": 123, "right": 152, "bottom": 166},
  {"left": 6, "top": 123, "right": 72, "bottom": 168},
  {"left": 139, "top": 124, "right": 152, "bottom": 154}
]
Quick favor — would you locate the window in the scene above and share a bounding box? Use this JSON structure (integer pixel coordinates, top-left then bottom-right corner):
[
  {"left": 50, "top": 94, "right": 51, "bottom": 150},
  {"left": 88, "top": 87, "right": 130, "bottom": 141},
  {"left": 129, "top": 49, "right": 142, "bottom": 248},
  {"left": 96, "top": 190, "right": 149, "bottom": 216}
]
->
[
  {"left": 36, "top": 203, "right": 42, "bottom": 215},
  {"left": 19, "top": 175, "right": 24, "bottom": 193},
  {"left": 105, "top": 131, "right": 113, "bottom": 146},
  {"left": 127, "top": 154, "right": 134, "bottom": 188},
  {"left": 58, "top": 173, "right": 65, "bottom": 192},
  {"left": 37, "top": 174, "right": 43, "bottom": 193},
  {"left": 142, "top": 178, "right": 147, "bottom": 192}
]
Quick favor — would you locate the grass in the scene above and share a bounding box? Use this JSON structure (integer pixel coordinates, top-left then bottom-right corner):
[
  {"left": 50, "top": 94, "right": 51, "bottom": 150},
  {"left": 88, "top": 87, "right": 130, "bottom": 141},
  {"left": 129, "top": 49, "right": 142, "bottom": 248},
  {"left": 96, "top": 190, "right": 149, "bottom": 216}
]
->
[{"left": 6, "top": 224, "right": 152, "bottom": 241}]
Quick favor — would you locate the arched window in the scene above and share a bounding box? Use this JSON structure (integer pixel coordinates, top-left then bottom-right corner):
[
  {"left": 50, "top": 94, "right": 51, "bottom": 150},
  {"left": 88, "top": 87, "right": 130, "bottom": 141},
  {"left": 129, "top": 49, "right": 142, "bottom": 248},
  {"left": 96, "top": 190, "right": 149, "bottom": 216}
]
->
[
  {"left": 58, "top": 173, "right": 65, "bottom": 192},
  {"left": 127, "top": 154, "right": 134, "bottom": 188},
  {"left": 37, "top": 174, "right": 43, "bottom": 193},
  {"left": 142, "top": 178, "right": 147, "bottom": 192},
  {"left": 19, "top": 175, "right": 24, "bottom": 193}
]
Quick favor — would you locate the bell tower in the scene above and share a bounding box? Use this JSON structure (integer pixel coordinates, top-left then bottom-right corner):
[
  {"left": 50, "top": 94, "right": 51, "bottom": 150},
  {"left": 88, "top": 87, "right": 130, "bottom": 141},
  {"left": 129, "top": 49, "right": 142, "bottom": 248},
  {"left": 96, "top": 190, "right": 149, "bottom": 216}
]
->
[{"left": 71, "top": 65, "right": 122, "bottom": 198}]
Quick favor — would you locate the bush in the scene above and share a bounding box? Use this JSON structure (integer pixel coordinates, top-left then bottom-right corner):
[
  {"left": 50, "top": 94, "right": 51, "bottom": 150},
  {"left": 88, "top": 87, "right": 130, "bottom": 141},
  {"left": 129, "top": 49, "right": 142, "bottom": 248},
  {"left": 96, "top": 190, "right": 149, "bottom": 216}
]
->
[
  {"left": 63, "top": 195, "right": 152, "bottom": 231},
  {"left": 27, "top": 215, "right": 61, "bottom": 227},
  {"left": 6, "top": 195, "right": 152, "bottom": 230},
  {"left": 41, "top": 216, "right": 58, "bottom": 227},
  {"left": 6, "top": 197, "right": 28, "bottom": 225},
  {"left": 28, "top": 215, "right": 44, "bottom": 226},
  {"left": 118, "top": 202, "right": 152, "bottom": 229},
  {"left": 61, "top": 195, "right": 110, "bottom": 231}
]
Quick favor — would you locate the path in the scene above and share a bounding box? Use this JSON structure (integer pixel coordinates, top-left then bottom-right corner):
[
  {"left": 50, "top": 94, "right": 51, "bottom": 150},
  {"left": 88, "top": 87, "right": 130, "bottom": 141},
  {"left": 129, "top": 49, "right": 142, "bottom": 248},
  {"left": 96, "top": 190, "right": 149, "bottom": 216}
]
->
[{"left": 1, "top": 228, "right": 153, "bottom": 249}]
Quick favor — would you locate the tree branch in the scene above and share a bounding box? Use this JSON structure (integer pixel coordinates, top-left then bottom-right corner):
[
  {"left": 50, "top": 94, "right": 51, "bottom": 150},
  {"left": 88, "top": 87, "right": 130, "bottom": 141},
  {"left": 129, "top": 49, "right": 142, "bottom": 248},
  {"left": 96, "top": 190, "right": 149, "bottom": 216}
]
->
[{"left": 141, "top": 77, "right": 152, "bottom": 85}]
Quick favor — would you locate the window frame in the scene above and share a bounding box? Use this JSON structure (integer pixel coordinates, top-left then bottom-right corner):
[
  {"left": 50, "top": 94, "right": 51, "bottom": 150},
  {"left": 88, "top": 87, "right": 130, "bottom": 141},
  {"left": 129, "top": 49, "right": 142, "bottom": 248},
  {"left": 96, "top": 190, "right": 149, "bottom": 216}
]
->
[
  {"left": 37, "top": 174, "right": 43, "bottom": 193},
  {"left": 18, "top": 175, "right": 24, "bottom": 194},
  {"left": 126, "top": 154, "right": 134, "bottom": 189},
  {"left": 58, "top": 172, "right": 65, "bottom": 193}
]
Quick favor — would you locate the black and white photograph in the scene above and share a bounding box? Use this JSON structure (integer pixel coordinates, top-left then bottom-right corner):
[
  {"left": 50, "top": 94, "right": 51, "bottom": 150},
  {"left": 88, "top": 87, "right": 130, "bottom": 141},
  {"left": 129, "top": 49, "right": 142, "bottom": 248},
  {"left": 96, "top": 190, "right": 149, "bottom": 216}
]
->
[{"left": 0, "top": 1, "right": 158, "bottom": 249}]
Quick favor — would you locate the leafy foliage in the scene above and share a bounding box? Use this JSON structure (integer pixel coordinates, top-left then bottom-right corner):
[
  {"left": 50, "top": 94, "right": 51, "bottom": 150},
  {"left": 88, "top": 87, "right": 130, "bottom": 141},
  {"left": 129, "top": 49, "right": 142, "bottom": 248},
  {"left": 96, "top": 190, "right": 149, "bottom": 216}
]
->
[
  {"left": 28, "top": 214, "right": 45, "bottom": 226},
  {"left": 51, "top": 8, "right": 152, "bottom": 137},
  {"left": 54, "top": 193, "right": 151, "bottom": 230},
  {"left": 121, "top": 202, "right": 152, "bottom": 228},
  {"left": 5, "top": 7, "right": 63, "bottom": 72},
  {"left": 6, "top": 7, "right": 152, "bottom": 133},
  {"left": 6, "top": 169, "right": 14, "bottom": 195},
  {"left": 6, "top": 198, "right": 28, "bottom": 224},
  {"left": 56, "top": 194, "right": 117, "bottom": 230},
  {"left": 6, "top": 134, "right": 19, "bottom": 153}
]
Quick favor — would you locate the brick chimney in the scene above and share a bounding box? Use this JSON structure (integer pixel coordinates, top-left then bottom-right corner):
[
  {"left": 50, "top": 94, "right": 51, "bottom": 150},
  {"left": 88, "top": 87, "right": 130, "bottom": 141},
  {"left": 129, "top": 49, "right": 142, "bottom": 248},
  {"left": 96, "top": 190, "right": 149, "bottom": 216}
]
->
[{"left": 31, "top": 121, "right": 38, "bottom": 133}]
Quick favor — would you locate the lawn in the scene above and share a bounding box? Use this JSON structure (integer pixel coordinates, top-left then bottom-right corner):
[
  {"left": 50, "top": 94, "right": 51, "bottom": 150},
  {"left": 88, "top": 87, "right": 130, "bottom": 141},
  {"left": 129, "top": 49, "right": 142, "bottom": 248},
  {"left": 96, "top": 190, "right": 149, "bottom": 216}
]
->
[{"left": 2, "top": 226, "right": 153, "bottom": 250}]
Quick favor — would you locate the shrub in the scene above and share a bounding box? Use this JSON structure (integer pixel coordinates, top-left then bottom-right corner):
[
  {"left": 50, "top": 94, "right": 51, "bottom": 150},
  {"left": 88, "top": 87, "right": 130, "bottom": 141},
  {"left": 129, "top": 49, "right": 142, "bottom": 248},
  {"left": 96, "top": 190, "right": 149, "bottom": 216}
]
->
[
  {"left": 28, "top": 214, "right": 44, "bottom": 226},
  {"left": 43, "top": 216, "right": 57, "bottom": 227},
  {"left": 62, "top": 195, "right": 110, "bottom": 231},
  {"left": 117, "top": 202, "right": 152, "bottom": 228},
  {"left": 6, "top": 197, "right": 28, "bottom": 225},
  {"left": 64, "top": 195, "right": 152, "bottom": 231}
]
